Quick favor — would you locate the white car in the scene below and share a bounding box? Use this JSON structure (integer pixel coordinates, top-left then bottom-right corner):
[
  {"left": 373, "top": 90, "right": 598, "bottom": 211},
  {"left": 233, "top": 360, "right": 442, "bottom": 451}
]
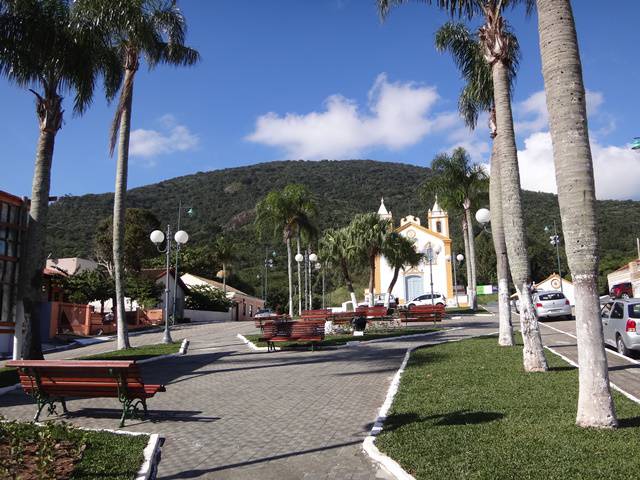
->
[
  {"left": 514, "top": 290, "right": 572, "bottom": 320},
  {"left": 408, "top": 293, "right": 446, "bottom": 307},
  {"left": 254, "top": 308, "right": 275, "bottom": 319}
]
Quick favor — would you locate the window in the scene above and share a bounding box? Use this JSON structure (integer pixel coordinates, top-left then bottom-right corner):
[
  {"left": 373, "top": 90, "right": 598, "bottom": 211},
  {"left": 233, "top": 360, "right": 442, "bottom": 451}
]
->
[
  {"left": 243, "top": 301, "right": 246, "bottom": 316},
  {"left": 538, "top": 292, "right": 565, "bottom": 301},
  {"left": 436, "top": 221, "right": 442, "bottom": 233},
  {"left": 601, "top": 302, "right": 613, "bottom": 318},
  {"left": 611, "top": 302, "right": 624, "bottom": 319},
  {"left": 249, "top": 305, "right": 253, "bottom": 317},
  {"left": 629, "top": 304, "right": 640, "bottom": 319}
]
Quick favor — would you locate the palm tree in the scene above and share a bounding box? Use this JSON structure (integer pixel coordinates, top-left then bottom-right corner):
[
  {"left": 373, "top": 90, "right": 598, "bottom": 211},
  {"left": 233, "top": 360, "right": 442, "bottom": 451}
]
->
[
  {"left": 536, "top": 0, "right": 616, "bottom": 427},
  {"left": 0, "top": 0, "right": 121, "bottom": 359},
  {"left": 255, "top": 184, "right": 317, "bottom": 317},
  {"left": 212, "top": 236, "right": 236, "bottom": 294},
  {"left": 75, "top": 0, "right": 200, "bottom": 350},
  {"left": 320, "top": 228, "right": 359, "bottom": 307},
  {"left": 382, "top": 232, "right": 422, "bottom": 307},
  {"left": 423, "top": 149, "right": 486, "bottom": 311},
  {"left": 435, "top": 21, "right": 516, "bottom": 346},
  {"left": 378, "top": 0, "right": 548, "bottom": 373},
  {"left": 350, "top": 213, "right": 391, "bottom": 306}
]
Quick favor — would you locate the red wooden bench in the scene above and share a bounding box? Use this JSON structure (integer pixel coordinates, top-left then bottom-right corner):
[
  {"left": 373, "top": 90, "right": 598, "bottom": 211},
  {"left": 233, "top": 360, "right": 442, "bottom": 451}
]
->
[
  {"left": 301, "top": 309, "right": 332, "bottom": 321},
  {"left": 329, "top": 311, "right": 356, "bottom": 326},
  {"left": 356, "top": 305, "right": 391, "bottom": 320},
  {"left": 260, "top": 320, "right": 325, "bottom": 352},
  {"left": 399, "top": 304, "right": 446, "bottom": 325},
  {"left": 7, "top": 359, "right": 166, "bottom": 427}
]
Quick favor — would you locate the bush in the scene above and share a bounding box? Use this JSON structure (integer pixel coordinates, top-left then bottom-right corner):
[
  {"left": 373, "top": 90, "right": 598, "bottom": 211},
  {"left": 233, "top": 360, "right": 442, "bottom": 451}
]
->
[{"left": 185, "top": 285, "right": 232, "bottom": 311}]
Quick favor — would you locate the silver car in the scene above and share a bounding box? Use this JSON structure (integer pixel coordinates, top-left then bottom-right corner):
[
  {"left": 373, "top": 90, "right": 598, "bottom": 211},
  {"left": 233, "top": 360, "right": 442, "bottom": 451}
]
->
[
  {"left": 514, "top": 290, "right": 572, "bottom": 319},
  {"left": 601, "top": 300, "right": 640, "bottom": 356}
]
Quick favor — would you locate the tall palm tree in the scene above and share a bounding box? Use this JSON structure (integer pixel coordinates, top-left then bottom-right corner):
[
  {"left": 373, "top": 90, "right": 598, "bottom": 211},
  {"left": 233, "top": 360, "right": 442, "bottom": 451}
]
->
[
  {"left": 435, "top": 21, "right": 517, "bottom": 346},
  {"left": 213, "top": 236, "right": 236, "bottom": 294},
  {"left": 255, "top": 184, "right": 317, "bottom": 317},
  {"left": 320, "top": 228, "right": 359, "bottom": 307},
  {"left": 536, "top": 0, "right": 616, "bottom": 427},
  {"left": 75, "top": 0, "right": 200, "bottom": 350},
  {"left": 0, "top": 0, "right": 121, "bottom": 359},
  {"left": 378, "top": 0, "right": 548, "bottom": 372},
  {"left": 382, "top": 232, "right": 422, "bottom": 307},
  {"left": 423, "top": 148, "right": 487, "bottom": 311},
  {"left": 350, "top": 213, "right": 391, "bottom": 306}
]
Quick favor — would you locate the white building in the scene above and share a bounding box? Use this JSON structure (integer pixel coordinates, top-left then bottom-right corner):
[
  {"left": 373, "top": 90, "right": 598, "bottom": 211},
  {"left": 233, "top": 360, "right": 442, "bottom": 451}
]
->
[{"left": 375, "top": 198, "right": 454, "bottom": 305}]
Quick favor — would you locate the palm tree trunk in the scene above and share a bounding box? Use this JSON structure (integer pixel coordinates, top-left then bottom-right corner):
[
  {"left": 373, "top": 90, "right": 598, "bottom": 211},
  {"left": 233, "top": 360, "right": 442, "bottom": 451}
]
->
[
  {"left": 286, "top": 237, "right": 293, "bottom": 316},
  {"left": 386, "top": 267, "right": 401, "bottom": 308},
  {"left": 493, "top": 59, "right": 547, "bottom": 372},
  {"left": 19, "top": 90, "right": 63, "bottom": 359},
  {"left": 464, "top": 205, "right": 478, "bottom": 310},
  {"left": 296, "top": 236, "right": 302, "bottom": 316},
  {"left": 369, "top": 255, "right": 376, "bottom": 306},
  {"left": 341, "top": 259, "right": 358, "bottom": 307},
  {"left": 537, "top": 0, "right": 616, "bottom": 427},
  {"left": 112, "top": 69, "right": 135, "bottom": 351},
  {"left": 462, "top": 218, "right": 472, "bottom": 307},
  {"left": 490, "top": 140, "right": 514, "bottom": 346}
]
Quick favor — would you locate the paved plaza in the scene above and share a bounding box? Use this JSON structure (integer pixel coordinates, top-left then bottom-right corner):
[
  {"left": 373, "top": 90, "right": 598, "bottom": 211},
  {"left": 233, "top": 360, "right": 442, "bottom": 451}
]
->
[{"left": 3, "top": 312, "right": 640, "bottom": 479}]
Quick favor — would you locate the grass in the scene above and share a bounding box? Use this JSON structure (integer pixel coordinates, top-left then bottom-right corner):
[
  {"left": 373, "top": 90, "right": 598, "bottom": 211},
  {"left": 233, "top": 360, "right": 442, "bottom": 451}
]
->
[
  {"left": 78, "top": 341, "right": 181, "bottom": 361},
  {"left": 245, "top": 328, "right": 439, "bottom": 348},
  {"left": 376, "top": 335, "right": 640, "bottom": 480},
  {"left": 0, "top": 420, "right": 148, "bottom": 479},
  {"left": 477, "top": 293, "right": 498, "bottom": 304}
]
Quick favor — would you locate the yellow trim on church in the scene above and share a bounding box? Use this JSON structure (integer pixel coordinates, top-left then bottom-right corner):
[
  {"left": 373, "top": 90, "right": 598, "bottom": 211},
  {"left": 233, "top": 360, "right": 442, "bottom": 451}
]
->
[
  {"left": 395, "top": 222, "right": 452, "bottom": 243},
  {"left": 444, "top": 242, "right": 453, "bottom": 299}
]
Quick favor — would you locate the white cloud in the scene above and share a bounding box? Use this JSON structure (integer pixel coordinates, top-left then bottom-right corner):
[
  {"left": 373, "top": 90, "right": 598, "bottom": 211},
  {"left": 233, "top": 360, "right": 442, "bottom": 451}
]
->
[
  {"left": 130, "top": 115, "right": 199, "bottom": 163},
  {"left": 246, "top": 74, "right": 456, "bottom": 159}
]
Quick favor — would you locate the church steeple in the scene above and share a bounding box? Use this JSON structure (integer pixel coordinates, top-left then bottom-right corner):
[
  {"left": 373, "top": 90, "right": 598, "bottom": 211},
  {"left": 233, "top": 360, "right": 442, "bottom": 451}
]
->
[
  {"left": 377, "top": 197, "right": 392, "bottom": 221},
  {"left": 427, "top": 195, "right": 449, "bottom": 238}
]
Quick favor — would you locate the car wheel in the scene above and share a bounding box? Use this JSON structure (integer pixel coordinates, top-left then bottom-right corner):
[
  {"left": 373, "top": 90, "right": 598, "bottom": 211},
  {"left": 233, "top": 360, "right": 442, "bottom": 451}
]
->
[
  {"left": 408, "top": 304, "right": 415, "bottom": 308},
  {"left": 617, "top": 335, "right": 631, "bottom": 356}
]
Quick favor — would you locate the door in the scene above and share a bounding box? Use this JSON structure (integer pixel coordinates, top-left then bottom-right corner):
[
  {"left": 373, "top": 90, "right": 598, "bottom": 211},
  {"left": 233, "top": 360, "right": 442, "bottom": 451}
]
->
[
  {"left": 405, "top": 275, "right": 423, "bottom": 303},
  {"left": 601, "top": 302, "right": 613, "bottom": 346},
  {"left": 609, "top": 301, "right": 625, "bottom": 345}
]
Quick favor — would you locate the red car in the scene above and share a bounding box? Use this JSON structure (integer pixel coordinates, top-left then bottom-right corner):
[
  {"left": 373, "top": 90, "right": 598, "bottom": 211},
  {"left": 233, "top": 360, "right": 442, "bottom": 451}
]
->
[{"left": 610, "top": 282, "right": 634, "bottom": 300}]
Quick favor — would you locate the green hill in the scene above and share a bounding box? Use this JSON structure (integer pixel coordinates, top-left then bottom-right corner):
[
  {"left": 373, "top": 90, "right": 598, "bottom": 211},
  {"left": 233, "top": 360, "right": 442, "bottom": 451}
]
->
[{"left": 46, "top": 160, "right": 640, "bottom": 297}]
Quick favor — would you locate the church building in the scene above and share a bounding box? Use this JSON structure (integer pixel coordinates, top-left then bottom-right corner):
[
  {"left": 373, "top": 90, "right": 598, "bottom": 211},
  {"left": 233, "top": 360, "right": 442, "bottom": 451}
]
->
[{"left": 375, "top": 198, "right": 454, "bottom": 305}]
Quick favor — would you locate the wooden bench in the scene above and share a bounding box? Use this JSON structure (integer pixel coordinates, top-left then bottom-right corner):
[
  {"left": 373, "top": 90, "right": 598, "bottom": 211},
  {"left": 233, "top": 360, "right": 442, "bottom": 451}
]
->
[
  {"left": 301, "top": 309, "right": 332, "bottom": 321},
  {"left": 7, "top": 359, "right": 166, "bottom": 427},
  {"left": 356, "top": 305, "right": 391, "bottom": 320},
  {"left": 329, "top": 311, "right": 356, "bottom": 326},
  {"left": 399, "top": 304, "right": 446, "bottom": 325},
  {"left": 260, "top": 320, "right": 325, "bottom": 352}
]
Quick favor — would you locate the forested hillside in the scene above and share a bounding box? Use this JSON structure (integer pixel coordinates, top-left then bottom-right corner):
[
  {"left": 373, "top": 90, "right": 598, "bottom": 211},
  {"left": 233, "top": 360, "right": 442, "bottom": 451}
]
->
[{"left": 46, "top": 160, "right": 640, "bottom": 297}]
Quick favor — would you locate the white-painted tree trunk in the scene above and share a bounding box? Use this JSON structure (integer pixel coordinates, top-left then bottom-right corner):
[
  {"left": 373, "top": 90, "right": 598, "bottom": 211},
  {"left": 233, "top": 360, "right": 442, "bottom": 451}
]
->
[
  {"left": 465, "top": 206, "right": 478, "bottom": 310},
  {"left": 286, "top": 237, "right": 293, "bottom": 316},
  {"left": 536, "top": 0, "right": 616, "bottom": 427},
  {"left": 462, "top": 218, "right": 472, "bottom": 308},
  {"left": 492, "top": 59, "right": 547, "bottom": 371},
  {"left": 489, "top": 140, "right": 514, "bottom": 346},
  {"left": 297, "top": 236, "right": 302, "bottom": 316}
]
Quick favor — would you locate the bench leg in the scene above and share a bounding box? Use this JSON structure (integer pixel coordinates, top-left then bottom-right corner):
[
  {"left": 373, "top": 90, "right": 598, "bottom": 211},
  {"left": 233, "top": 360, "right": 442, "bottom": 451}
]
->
[
  {"left": 34, "top": 400, "right": 46, "bottom": 422},
  {"left": 61, "top": 398, "right": 69, "bottom": 414}
]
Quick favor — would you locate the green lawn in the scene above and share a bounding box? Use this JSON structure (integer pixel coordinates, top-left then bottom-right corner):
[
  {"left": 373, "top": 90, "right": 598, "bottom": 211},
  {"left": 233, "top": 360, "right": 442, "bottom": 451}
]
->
[
  {"left": 477, "top": 293, "right": 498, "bottom": 304},
  {"left": 376, "top": 336, "right": 640, "bottom": 479},
  {"left": 0, "top": 420, "right": 148, "bottom": 479},
  {"left": 245, "top": 328, "right": 439, "bottom": 348},
  {"left": 78, "top": 341, "right": 181, "bottom": 360}
]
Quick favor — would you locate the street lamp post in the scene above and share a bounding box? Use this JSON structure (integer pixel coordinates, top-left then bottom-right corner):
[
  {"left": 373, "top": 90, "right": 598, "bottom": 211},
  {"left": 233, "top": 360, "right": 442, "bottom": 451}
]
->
[
  {"left": 309, "top": 252, "right": 318, "bottom": 309},
  {"left": 315, "top": 262, "right": 324, "bottom": 309},
  {"left": 447, "top": 253, "right": 464, "bottom": 307},
  {"left": 150, "top": 226, "right": 189, "bottom": 344},
  {"left": 263, "top": 250, "right": 275, "bottom": 302},
  {"left": 425, "top": 244, "right": 442, "bottom": 305},
  {"left": 172, "top": 201, "right": 193, "bottom": 324},
  {"left": 295, "top": 252, "right": 304, "bottom": 316},
  {"left": 545, "top": 221, "right": 563, "bottom": 293}
]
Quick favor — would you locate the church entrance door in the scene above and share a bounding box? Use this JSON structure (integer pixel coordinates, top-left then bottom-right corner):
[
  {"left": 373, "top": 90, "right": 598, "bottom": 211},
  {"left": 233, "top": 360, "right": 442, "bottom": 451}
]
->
[{"left": 405, "top": 275, "right": 423, "bottom": 303}]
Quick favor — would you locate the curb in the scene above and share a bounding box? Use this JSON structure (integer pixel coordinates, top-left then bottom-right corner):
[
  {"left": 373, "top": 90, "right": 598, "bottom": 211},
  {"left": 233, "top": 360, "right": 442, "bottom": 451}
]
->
[
  {"left": 236, "top": 333, "right": 278, "bottom": 352},
  {"left": 137, "top": 338, "right": 190, "bottom": 365},
  {"left": 136, "top": 433, "right": 163, "bottom": 480},
  {"left": 362, "top": 329, "right": 499, "bottom": 479}
]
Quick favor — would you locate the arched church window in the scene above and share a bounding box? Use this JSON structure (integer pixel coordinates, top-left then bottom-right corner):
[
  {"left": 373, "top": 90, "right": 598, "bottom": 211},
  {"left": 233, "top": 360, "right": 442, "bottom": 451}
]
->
[{"left": 436, "top": 221, "right": 442, "bottom": 233}]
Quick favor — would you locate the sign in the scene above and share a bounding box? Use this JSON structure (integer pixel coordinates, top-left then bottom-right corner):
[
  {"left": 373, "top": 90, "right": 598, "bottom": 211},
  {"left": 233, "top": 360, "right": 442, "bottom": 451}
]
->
[{"left": 476, "top": 285, "right": 494, "bottom": 295}]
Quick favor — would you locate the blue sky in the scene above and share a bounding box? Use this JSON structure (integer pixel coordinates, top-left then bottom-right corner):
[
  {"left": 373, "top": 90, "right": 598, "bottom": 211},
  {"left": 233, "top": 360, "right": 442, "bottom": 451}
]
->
[{"left": 2, "top": 1, "right": 639, "bottom": 200}]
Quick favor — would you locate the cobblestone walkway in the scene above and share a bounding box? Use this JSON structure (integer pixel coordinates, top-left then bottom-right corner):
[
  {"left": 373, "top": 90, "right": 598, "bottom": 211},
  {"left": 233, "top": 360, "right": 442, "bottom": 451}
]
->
[{"left": 0, "top": 318, "right": 498, "bottom": 479}]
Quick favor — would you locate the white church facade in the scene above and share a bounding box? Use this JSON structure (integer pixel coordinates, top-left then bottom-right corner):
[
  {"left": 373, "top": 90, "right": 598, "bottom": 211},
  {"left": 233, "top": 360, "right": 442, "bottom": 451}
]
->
[{"left": 375, "top": 198, "right": 454, "bottom": 305}]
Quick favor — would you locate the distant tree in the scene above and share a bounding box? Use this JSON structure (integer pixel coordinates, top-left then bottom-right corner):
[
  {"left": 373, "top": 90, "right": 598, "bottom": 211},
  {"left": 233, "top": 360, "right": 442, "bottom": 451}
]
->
[
  {"left": 349, "top": 213, "right": 391, "bottom": 306},
  {"left": 320, "top": 228, "right": 359, "bottom": 306},
  {"left": 423, "top": 148, "right": 487, "bottom": 310},
  {"left": 125, "top": 273, "right": 162, "bottom": 310},
  {"left": 185, "top": 285, "right": 232, "bottom": 312},
  {"left": 63, "top": 268, "right": 114, "bottom": 311},
  {"left": 212, "top": 236, "right": 236, "bottom": 293},
  {"left": 94, "top": 208, "right": 160, "bottom": 273},
  {"left": 382, "top": 232, "right": 422, "bottom": 307},
  {"left": 75, "top": 0, "right": 199, "bottom": 350},
  {"left": 0, "top": 0, "right": 122, "bottom": 359},
  {"left": 255, "top": 184, "right": 317, "bottom": 316}
]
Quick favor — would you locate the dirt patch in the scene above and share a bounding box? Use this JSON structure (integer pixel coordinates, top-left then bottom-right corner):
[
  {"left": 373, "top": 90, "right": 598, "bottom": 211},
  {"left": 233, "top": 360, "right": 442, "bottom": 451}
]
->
[{"left": 0, "top": 439, "right": 85, "bottom": 479}]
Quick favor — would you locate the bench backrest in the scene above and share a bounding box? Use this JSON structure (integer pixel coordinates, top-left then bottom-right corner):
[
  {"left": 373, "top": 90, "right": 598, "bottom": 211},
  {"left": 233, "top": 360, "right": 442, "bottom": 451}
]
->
[
  {"left": 356, "top": 306, "right": 388, "bottom": 318},
  {"left": 262, "top": 320, "right": 325, "bottom": 339},
  {"left": 301, "top": 309, "right": 332, "bottom": 320},
  {"left": 7, "top": 360, "right": 144, "bottom": 396},
  {"left": 408, "top": 304, "right": 445, "bottom": 313}
]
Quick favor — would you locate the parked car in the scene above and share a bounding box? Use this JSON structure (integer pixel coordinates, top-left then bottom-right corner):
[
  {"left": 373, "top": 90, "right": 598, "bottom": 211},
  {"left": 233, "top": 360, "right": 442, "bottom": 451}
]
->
[
  {"left": 408, "top": 293, "right": 446, "bottom": 307},
  {"left": 514, "top": 290, "right": 572, "bottom": 320},
  {"left": 601, "top": 299, "right": 640, "bottom": 356},
  {"left": 610, "top": 282, "right": 634, "bottom": 300},
  {"left": 254, "top": 308, "right": 274, "bottom": 319},
  {"left": 373, "top": 293, "right": 397, "bottom": 308}
]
